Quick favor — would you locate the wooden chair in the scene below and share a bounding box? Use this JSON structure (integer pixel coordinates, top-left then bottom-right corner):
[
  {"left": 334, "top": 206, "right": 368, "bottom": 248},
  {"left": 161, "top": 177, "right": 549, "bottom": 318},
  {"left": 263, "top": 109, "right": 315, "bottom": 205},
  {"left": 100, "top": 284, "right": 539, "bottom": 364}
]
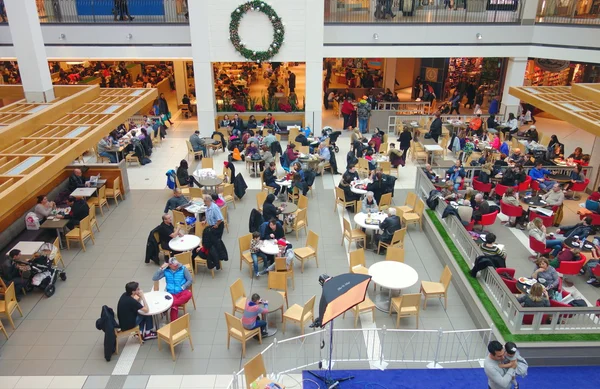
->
[
  {"left": 344, "top": 297, "right": 376, "bottom": 328},
  {"left": 377, "top": 227, "right": 406, "bottom": 254},
  {"left": 261, "top": 171, "right": 275, "bottom": 194},
  {"left": 93, "top": 145, "right": 110, "bottom": 164},
  {"left": 188, "top": 187, "right": 204, "bottom": 199},
  {"left": 202, "top": 157, "right": 214, "bottom": 169},
  {"left": 88, "top": 204, "right": 100, "bottom": 233},
  {"left": 385, "top": 246, "right": 405, "bottom": 262},
  {"left": 287, "top": 186, "right": 300, "bottom": 204},
  {"left": 402, "top": 199, "right": 424, "bottom": 231},
  {"left": 221, "top": 205, "right": 230, "bottom": 233},
  {"left": 239, "top": 234, "right": 259, "bottom": 278},
  {"left": 223, "top": 184, "right": 236, "bottom": 208},
  {"left": 0, "top": 283, "right": 23, "bottom": 329},
  {"left": 125, "top": 151, "right": 140, "bottom": 166},
  {"left": 225, "top": 312, "right": 261, "bottom": 357},
  {"left": 256, "top": 191, "right": 267, "bottom": 212},
  {"left": 379, "top": 161, "right": 391, "bottom": 175},
  {"left": 274, "top": 257, "right": 294, "bottom": 291},
  {"left": 65, "top": 215, "right": 95, "bottom": 251},
  {"left": 174, "top": 175, "right": 190, "bottom": 196},
  {"left": 105, "top": 177, "right": 124, "bottom": 205},
  {"left": 349, "top": 249, "right": 368, "bottom": 275},
  {"left": 379, "top": 143, "right": 389, "bottom": 154},
  {"left": 297, "top": 145, "right": 309, "bottom": 155},
  {"left": 157, "top": 313, "right": 193, "bottom": 361},
  {"left": 334, "top": 187, "right": 356, "bottom": 213},
  {"left": 397, "top": 192, "right": 417, "bottom": 214},
  {"left": 230, "top": 278, "right": 247, "bottom": 316},
  {"left": 186, "top": 140, "right": 204, "bottom": 162},
  {"left": 420, "top": 265, "right": 452, "bottom": 310},
  {"left": 291, "top": 208, "right": 308, "bottom": 239},
  {"left": 87, "top": 185, "right": 110, "bottom": 216},
  {"left": 283, "top": 295, "right": 315, "bottom": 335},
  {"left": 154, "top": 231, "right": 171, "bottom": 259},
  {"left": 172, "top": 209, "right": 192, "bottom": 234},
  {"left": 268, "top": 271, "right": 289, "bottom": 312},
  {"left": 378, "top": 193, "right": 392, "bottom": 211},
  {"left": 357, "top": 158, "right": 370, "bottom": 177},
  {"left": 193, "top": 250, "right": 216, "bottom": 279},
  {"left": 342, "top": 218, "right": 366, "bottom": 252},
  {"left": 243, "top": 353, "right": 285, "bottom": 389},
  {"left": 294, "top": 230, "right": 319, "bottom": 273},
  {"left": 52, "top": 237, "right": 65, "bottom": 267},
  {"left": 114, "top": 326, "right": 143, "bottom": 355},
  {"left": 389, "top": 293, "right": 421, "bottom": 328},
  {"left": 0, "top": 317, "right": 7, "bottom": 339},
  {"left": 296, "top": 194, "right": 309, "bottom": 224}
]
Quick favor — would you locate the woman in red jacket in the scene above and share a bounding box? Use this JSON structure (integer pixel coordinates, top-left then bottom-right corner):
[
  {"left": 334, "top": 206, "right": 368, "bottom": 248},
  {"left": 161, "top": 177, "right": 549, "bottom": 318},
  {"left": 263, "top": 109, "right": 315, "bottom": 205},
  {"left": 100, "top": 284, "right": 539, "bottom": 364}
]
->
[{"left": 341, "top": 97, "right": 355, "bottom": 130}]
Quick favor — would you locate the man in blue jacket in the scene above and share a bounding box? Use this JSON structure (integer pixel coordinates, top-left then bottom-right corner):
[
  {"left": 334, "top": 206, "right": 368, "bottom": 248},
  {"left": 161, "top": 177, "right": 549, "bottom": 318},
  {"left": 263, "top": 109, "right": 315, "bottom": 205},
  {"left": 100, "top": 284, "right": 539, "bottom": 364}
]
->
[
  {"left": 528, "top": 162, "right": 555, "bottom": 191},
  {"left": 152, "top": 257, "right": 192, "bottom": 321}
]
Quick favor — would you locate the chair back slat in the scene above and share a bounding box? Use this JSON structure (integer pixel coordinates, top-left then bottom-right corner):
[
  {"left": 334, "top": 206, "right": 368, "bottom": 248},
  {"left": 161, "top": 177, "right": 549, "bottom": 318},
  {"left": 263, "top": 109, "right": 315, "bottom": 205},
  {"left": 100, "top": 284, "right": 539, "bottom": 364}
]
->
[
  {"left": 268, "top": 271, "right": 287, "bottom": 292},
  {"left": 230, "top": 279, "right": 246, "bottom": 303},
  {"left": 349, "top": 249, "right": 366, "bottom": 269},
  {"left": 386, "top": 246, "right": 405, "bottom": 262},
  {"left": 440, "top": 266, "right": 453, "bottom": 290},
  {"left": 406, "top": 192, "right": 417, "bottom": 208},
  {"left": 244, "top": 353, "right": 268, "bottom": 389},
  {"left": 302, "top": 295, "right": 316, "bottom": 318},
  {"left": 169, "top": 314, "right": 190, "bottom": 339},
  {"left": 307, "top": 230, "right": 319, "bottom": 249},
  {"left": 239, "top": 234, "right": 252, "bottom": 253},
  {"left": 79, "top": 216, "right": 91, "bottom": 233}
]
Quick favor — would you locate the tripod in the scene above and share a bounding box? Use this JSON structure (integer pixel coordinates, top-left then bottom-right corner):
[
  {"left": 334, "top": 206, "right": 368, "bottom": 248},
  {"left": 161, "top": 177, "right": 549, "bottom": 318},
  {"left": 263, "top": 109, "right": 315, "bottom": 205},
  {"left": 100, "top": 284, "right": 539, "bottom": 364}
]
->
[{"left": 307, "top": 320, "right": 354, "bottom": 389}]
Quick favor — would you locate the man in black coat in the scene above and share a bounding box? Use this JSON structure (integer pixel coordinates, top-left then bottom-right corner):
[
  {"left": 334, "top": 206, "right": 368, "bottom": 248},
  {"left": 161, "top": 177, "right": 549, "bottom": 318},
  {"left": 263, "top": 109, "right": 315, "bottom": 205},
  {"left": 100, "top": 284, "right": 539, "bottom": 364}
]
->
[
  {"left": 68, "top": 168, "right": 87, "bottom": 192},
  {"left": 288, "top": 71, "right": 296, "bottom": 93},
  {"left": 57, "top": 196, "right": 90, "bottom": 230},
  {"left": 429, "top": 112, "right": 442, "bottom": 143},
  {"left": 1, "top": 250, "right": 27, "bottom": 299},
  {"left": 158, "top": 93, "right": 173, "bottom": 125},
  {"left": 260, "top": 218, "right": 285, "bottom": 240},
  {"left": 472, "top": 193, "right": 491, "bottom": 221},
  {"left": 374, "top": 208, "right": 402, "bottom": 251},
  {"left": 231, "top": 114, "right": 244, "bottom": 132}
]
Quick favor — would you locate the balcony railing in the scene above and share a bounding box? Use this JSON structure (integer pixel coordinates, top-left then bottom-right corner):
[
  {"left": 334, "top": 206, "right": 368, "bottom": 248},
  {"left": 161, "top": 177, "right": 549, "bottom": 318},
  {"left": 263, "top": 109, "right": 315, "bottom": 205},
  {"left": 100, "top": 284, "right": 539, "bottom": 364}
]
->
[
  {"left": 37, "top": 0, "right": 188, "bottom": 23},
  {"left": 536, "top": 0, "right": 600, "bottom": 26},
  {"left": 325, "top": 0, "right": 522, "bottom": 24}
]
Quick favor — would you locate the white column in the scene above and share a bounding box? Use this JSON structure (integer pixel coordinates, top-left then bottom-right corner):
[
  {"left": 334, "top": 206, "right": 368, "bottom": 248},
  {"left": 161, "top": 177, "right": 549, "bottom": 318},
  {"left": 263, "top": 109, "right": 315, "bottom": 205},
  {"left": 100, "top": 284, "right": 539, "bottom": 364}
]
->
[
  {"left": 500, "top": 57, "right": 528, "bottom": 118},
  {"left": 520, "top": 0, "right": 538, "bottom": 25},
  {"left": 4, "top": 0, "right": 55, "bottom": 103},
  {"left": 383, "top": 58, "right": 397, "bottom": 92},
  {"left": 173, "top": 60, "right": 188, "bottom": 104},
  {"left": 187, "top": 0, "right": 215, "bottom": 137},
  {"left": 304, "top": 0, "right": 325, "bottom": 130}
]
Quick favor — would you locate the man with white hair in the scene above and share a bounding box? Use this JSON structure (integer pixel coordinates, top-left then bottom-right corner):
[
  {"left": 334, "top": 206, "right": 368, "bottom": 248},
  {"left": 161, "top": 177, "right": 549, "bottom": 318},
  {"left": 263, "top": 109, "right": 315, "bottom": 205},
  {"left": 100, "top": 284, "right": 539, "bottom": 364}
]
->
[
  {"left": 202, "top": 194, "right": 224, "bottom": 239},
  {"left": 317, "top": 142, "right": 331, "bottom": 176},
  {"left": 472, "top": 193, "right": 491, "bottom": 221},
  {"left": 374, "top": 207, "right": 402, "bottom": 253}
]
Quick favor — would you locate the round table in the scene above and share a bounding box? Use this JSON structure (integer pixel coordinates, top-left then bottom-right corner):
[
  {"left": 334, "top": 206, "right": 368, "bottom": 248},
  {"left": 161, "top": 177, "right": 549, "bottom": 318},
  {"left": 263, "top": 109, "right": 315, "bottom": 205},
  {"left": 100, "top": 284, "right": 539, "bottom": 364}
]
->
[
  {"left": 169, "top": 234, "right": 201, "bottom": 252},
  {"left": 564, "top": 237, "right": 594, "bottom": 252},
  {"left": 275, "top": 179, "right": 292, "bottom": 188},
  {"left": 197, "top": 177, "right": 223, "bottom": 193},
  {"left": 549, "top": 174, "right": 571, "bottom": 183},
  {"left": 246, "top": 157, "right": 264, "bottom": 177},
  {"left": 522, "top": 195, "right": 548, "bottom": 207},
  {"left": 516, "top": 278, "right": 537, "bottom": 295},
  {"left": 351, "top": 183, "right": 368, "bottom": 195},
  {"left": 139, "top": 290, "right": 174, "bottom": 329},
  {"left": 254, "top": 289, "right": 285, "bottom": 337},
  {"left": 354, "top": 212, "right": 387, "bottom": 250},
  {"left": 273, "top": 201, "right": 298, "bottom": 215},
  {"left": 368, "top": 261, "right": 419, "bottom": 312},
  {"left": 260, "top": 240, "right": 280, "bottom": 255}
]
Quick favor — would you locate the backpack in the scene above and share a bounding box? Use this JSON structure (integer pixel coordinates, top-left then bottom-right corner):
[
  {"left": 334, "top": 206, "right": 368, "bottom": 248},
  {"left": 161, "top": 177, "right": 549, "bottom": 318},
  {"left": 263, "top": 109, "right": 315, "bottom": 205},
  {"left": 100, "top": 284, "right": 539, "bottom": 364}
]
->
[{"left": 426, "top": 190, "right": 441, "bottom": 210}]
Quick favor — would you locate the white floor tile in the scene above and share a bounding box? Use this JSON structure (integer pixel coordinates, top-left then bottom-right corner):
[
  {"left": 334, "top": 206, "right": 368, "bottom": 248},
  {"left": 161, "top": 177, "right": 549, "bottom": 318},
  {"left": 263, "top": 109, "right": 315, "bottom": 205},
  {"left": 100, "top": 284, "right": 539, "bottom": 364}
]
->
[{"left": 48, "top": 376, "right": 87, "bottom": 389}]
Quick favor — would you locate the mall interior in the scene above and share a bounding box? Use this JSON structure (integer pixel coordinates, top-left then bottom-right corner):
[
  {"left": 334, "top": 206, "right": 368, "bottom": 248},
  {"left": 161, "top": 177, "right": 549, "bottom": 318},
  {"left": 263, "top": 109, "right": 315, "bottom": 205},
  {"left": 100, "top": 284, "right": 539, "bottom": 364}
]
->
[{"left": 1, "top": 0, "right": 600, "bottom": 388}]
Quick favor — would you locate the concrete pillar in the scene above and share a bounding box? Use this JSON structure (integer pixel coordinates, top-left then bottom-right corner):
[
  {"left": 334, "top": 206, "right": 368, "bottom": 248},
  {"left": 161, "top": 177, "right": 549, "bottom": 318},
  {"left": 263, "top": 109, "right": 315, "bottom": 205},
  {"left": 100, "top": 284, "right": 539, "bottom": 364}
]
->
[
  {"left": 4, "top": 0, "right": 55, "bottom": 103},
  {"left": 173, "top": 61, "right": 188, "bottom": 104},
  {"left": 520, "top": 0, "right": 539, "bottom": 25},
  {"left": 187, "top": 0, "right": 215, "bottom": 137},
  {"left": 383, "top": 58, "right": 397, "bottom": 92},
  {"left": 500, "top": 57, "right": 528, "bottom": 118},
  {"left": 305, "top": 0, "right": 325, "bottom": 130}
]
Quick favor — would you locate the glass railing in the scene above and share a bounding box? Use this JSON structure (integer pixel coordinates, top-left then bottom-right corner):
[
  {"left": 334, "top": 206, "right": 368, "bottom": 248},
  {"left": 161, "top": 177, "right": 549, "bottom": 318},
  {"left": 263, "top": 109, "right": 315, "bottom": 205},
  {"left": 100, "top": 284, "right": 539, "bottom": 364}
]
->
[
  {"left": 37, "top": 0, "right": 188, "bottom": 23},
  {"left": 536, "top": 0, "right": 600, "bottom": 25},
  {"left": 324, "top": 0, "right": 522, "bottom": 23}
]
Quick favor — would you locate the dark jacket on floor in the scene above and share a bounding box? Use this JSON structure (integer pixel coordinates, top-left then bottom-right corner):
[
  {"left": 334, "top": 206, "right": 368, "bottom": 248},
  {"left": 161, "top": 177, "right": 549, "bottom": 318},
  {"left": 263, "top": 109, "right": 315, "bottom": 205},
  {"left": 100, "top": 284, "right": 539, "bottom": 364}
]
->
[{"left": 95, "top": 305, "right": 118, "bottom": 361}]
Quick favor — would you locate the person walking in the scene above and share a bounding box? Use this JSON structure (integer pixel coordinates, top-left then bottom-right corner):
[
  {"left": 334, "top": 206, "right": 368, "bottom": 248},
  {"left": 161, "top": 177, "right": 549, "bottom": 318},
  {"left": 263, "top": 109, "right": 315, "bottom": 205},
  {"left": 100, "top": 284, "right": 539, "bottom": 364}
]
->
[
  {"left": 357, "top": 96, "right": 371, "bottom": 134},
  {"left": 484, "top": 340, "right": 516, "bottom": 389},
  {"left": 449, "top": 90, "right": 461, "bottom": 115},
  {"left": 341, "top": 97, "right": 355, "bottom": 130},
  {"left": 287, "top": 70, "right": 296, "bottom": 93},
  {"left": 158, "top": 93, "right": 173, "bottom": 125}
]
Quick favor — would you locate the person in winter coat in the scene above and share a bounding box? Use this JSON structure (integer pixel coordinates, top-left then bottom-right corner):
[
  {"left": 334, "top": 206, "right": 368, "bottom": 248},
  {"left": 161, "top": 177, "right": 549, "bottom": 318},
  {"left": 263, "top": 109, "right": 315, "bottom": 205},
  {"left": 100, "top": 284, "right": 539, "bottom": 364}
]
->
[
  {"left": 374, "top": 208, "right": 402, "bottom": 250},
  {"left": 262, "top": 193, "right": 282, "bottom": 222},
  {"left": 429, "top": 112, "right": 442, "bottom": 143},
  {"left": 397, "top": 125, "right": 412, "bottom": 161},
  {"left": 177, "top": 159, "right": 201, "bottom": 188},
  {"left": 158, "top": 93, "right": 173, "bottom": 125},
  {"left": 357, "top": 96, "right": 371, "bottom": 134},
  {"left": 341, "top": 97, "right": 355, "bottom": 130},
  {"left": 152, "top": 257, "right": 193, "bottom": 321}
]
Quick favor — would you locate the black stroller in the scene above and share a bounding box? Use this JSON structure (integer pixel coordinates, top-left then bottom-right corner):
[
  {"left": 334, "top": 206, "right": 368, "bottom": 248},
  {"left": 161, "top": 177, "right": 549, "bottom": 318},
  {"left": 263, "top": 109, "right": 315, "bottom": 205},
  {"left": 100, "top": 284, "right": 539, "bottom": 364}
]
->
[
  {"left": 438, "top": 101, "right": 451, "bottom": 114},
  {"left": 329, "top": 131, "right": 342, "bottom": 153},
  {"left": 16, "top": 248, "right": 66, "bottom": 297}
]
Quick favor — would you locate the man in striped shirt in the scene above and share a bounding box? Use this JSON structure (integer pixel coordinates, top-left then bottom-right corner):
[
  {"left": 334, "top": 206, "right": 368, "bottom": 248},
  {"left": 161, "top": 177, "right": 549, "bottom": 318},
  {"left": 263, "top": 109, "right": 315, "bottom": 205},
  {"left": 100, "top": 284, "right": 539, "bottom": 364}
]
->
[
  {"left": 242, "top": 293, "right": 269, "bottom": 336},
  {"left": 479, "top": 233, "right": 507, "bottom": 260}
]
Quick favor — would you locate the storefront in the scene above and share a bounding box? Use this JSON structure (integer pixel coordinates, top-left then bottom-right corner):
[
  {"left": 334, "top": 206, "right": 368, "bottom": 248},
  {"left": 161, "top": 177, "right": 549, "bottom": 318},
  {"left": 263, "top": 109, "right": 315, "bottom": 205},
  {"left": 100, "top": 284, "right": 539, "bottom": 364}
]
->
[
  {"left": 325, "top": 58, "right": 384, "bottom": 89},
  {"left": 537, "top": 0, "right": 600, "bottom": 18},
  {"left": 523, "top": 58, "right": 600, "bottom": 86}
]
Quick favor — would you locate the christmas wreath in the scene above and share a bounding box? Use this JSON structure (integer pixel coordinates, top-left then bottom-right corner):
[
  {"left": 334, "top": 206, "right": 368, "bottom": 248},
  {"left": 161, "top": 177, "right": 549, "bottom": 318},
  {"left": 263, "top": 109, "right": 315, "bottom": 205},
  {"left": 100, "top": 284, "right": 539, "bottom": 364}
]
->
[{"left": 229, "top": 1, "right": 284, "bottom": 63}]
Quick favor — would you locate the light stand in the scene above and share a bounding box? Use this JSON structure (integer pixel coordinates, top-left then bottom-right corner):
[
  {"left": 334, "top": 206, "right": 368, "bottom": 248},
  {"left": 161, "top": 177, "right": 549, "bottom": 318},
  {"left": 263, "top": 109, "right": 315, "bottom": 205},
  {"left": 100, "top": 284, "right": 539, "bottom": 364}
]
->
[{"left": 307, "top": 320, "right": 354, "bottom": 389}]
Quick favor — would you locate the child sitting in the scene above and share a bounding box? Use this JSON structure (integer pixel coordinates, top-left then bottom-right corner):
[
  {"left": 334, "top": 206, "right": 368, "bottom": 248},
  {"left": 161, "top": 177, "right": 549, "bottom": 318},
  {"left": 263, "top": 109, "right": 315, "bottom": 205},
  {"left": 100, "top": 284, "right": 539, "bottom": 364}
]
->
[{"left": 250, "top": 231, "right": 268, "bottom": 278}]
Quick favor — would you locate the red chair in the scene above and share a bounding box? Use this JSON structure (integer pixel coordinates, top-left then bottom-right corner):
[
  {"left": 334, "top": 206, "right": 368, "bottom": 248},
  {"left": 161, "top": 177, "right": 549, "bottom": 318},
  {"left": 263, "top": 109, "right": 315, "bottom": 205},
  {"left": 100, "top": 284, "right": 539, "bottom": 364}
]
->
[
  {"left": 464, "top": 219, "right": 475, "bottom": 231},
  {"left": 570, "top": 178, "right": 590, "bottom": 200},
  {"left": 530, "top": 179, "right": 541, "bottom": 193},
  {"left": 522, "top": 313, "right": 551, "bottom": 325},
  {"left": 529, "top": 236, "right": 551, "bottom": 260},
  {"left": 500, "top": 200, "right": 524, "bottom": 225},
  {"left": 472, "top": 177, "right": 492, "bottom": 193},
  {"left": 496, "top": 268, "right": 519, "bottom": 294},
  {"left": 475, "top": 210, "right": 499, "bottom": 231},
  {"left": 556, "top": 253, "right": 587, "bottom": 286},
  {"left": 517, "top": 176, "right": 532, "bottom": 193},
  {"left": 529, "top": 208, "right": 554, "bottom": 228},
  {"left": 579, "top": 212, "right": 600, "bottom": 226},
  {"left": 494, "top": 184, "right": 511, "bottom": 197}
]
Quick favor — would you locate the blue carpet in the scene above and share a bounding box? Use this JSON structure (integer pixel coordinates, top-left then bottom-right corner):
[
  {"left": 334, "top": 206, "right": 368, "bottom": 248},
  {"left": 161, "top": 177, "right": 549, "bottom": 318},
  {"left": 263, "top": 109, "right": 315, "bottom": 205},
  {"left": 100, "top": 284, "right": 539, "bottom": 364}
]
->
[{"left": 302, "top": 366, "right": 600, "bottom": 388}]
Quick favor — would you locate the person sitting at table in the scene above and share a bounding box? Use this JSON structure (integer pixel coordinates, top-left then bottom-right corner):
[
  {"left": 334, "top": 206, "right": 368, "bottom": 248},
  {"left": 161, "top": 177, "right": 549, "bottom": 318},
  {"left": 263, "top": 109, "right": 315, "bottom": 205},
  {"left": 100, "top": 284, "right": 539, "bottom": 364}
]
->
[
  {"left": 472, "top": 193, "right": 491, "bottom": 222},
  {"left": 374, "top": 208, "right": 402, "bottom": 254},
  {"left": 182, "top": 94, "right": 192, "bottom": 114},
  {"left": 189, "top": 130, "right": 206, "bottom": 156},
  {"left": 219, "top": 114, "right": 232, "bottom": 129},
  {"left": 546, "top": 135, "right": 564, "bottom": 159},
  {"left": 501, "top": 113, "right": 519, "bottom": 141},
  {"left": 523, "top": 152, "right": 536, "bottom": 166},
  {"left": 245, "top": 141, "right": 259, "bottom": 159},
  {"left": 517, "top": 283, "right": 550, "bottom": 308},
  {"left": 344, "top": 164, "right": 360, "bottom": 181},
  {"left": 469, "top": 114, "right": 483, "bottom": 136},
  {"left": 285, "top": 143, "right": 299, "bottom": 165},
  {"left": 242, "top": 293, "right": 269, "bottom": 337},
  {"left": 541, "top": 183, "right": 565, "bottom": 207},
  {"left": 247, "top": 115, "right": 258, "bottom": 130},
  {"left": 549, "top": 246, "right": 581, "bottom": 269},
  {"left": 527, "top": 217, "right": 563, "bottom": 257},
  {"left": 441, "top": 181, "right": 458, "bottom": 202},
  {"left": 97, "top": 136, "right": 117, "bottom": 163},
  {"left": 56, "top": 196, "right": 89, "bottom": 230},
  {"left": 202, "top": 194, "right": 224, "bottom": 239},
  {"left": 568, "top": 146, "right": 584, "bottom": 162},
  {"left": 501, "top": 187, "right": 527, "bottom": 229},
  {"left": 446, "top": 160, "right": 466, "bottom": 190},
  {"left": 564, "top": 164, "right": 585, "bottom": 193},
  {"left": 428, "top": 111, "right": 442, "bottom": 143},
  {"left": 231, "top": 113, "right": 244, "bottom": 133},
  {"left": 557, "top": 216, "right": 594, "bottom": 241},
  {"left": 156, "top": 214, "right": 183, "bottom": 252},
  {"left": 508, "top": 148, "right": 525, "bottom": 165},
  {"left": 261, "top": 113, "right": 277, "bottom": 131},
  {"left": 528, "top": 162, "right": 555, "bottom": 192},
  {"left": 34, "top": 195, "right": 56, "bottom": 221},
  {"left": 263, "top": 129, "right": 277, "bottom": 147},
  {"left": 479, "top": 233, "right": 507, "bottom": 260},
  {"left": 364, "top": 150, "right": 377, "bottom": 171},
  {"left": 317, "top": 142, "right": 331, "bottom": 176},
  {"left": 295, "top": 132, "right": 310, "bottom": 147},
  {"left": 261, "top": 146, "right": 275, "bottom": 167},
  {"left": 489, "top": 133, "right": 501, "bottom": 151},
  {"left": 262, "top": 193, "right": 282, "bottom": 222},
  {"left": 163, "top": 188, "right": 189, "bottom": 213},
  {"left": 362, "top": 192, "right": 378, "bottom": 214},
  {"left": 249, "top": 231, "right": 269, "bottom": 278},
  {"left": 117, "top": 281, "right": 156, "bottom": 341},
  {"left": 260, "top": 218, "right": 285, "bottom": 241},
  {"left": 370, "top": 134, "right": 382, "bottom": 153},
  {"left": 487, "top": 114, "right": 498, "bottom": 130},
  {"left": 423, "top": 164, "right": 438, "bottom": 182},
  {"left": 525, "top": 125, "right": 539, "bottom": 143},
  {"left": 289, "top": 172, "right": 308, "bottom": 196},
  {"left": 456, "top": 200, "right": 473, "bottom": 226},
  {"left": 263, "top": 162, "right": 281, "bottom": 196},
  {"left": 339, "top": 175, "right": 361, "bottom": 206},
  {"left": 177, "top": 160, "right": 202, "bottom": 189},
  {"left": 68, "top": 168, "right": 88, "bottom": 192},
  {"left": 532, "top": 258, "right": 559, "bottom": 291},
  {"left": 152, "top": 257, "right": 193, "bottom": 321},
  {"left": 1, "top": 250, "right": 27, "bottom": 300},
  {"left": 387, "top": 143, "right": 404, "bottom": 168}
]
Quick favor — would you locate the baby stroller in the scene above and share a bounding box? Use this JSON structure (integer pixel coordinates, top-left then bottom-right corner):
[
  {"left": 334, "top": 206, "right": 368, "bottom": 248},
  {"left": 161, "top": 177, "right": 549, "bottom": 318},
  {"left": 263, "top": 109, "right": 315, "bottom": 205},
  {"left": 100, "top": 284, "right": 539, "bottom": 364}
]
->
[
  {"left": 17, "top": 246, "right": 66, "bottom": 297},
  {"left": 329, "top": 131, "right": 342, "bottom": 153},
  {"left": 438, "top": 101, "right": 451, "bottom": 114}
]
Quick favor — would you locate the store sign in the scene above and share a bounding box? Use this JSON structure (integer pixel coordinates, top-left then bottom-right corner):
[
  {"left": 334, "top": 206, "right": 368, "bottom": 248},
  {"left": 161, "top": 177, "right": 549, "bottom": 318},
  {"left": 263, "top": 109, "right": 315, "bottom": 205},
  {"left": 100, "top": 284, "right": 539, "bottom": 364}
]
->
[
  {"left": 535, "top": 58, "right": 570, "bottom": 73},
  {"left": 425, "top": 67, "right": 439, "bottom": 82}
]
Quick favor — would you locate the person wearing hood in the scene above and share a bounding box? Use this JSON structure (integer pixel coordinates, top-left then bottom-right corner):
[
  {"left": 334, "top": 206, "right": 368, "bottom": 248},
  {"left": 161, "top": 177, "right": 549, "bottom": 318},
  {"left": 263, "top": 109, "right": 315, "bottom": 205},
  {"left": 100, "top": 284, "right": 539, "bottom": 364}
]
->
[
  {"left": 152, "top": 257, "right": 193, "bottom": 321},
  {"left": 357, "top": 96, "right": 372, "bottom": 134},
  {"left": 262, "top": 193, "right": 282, "bottom": 222}
]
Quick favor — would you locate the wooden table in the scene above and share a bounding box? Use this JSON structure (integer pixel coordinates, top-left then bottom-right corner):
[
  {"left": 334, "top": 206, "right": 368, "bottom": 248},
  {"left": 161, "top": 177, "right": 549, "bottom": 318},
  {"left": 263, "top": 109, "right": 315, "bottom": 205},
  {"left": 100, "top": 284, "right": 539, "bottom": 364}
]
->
[
  {"left": 10, "top": 241, "right": 45, "bottom": 260},
  {"left": 368, "top": 261, "right": 419, "bottom": 312},
  {"left": 252, "top": 289, "right": 285, "bottom": 337},
  {"left": 70, "top": 187, "right": 97, "bottom": 198},
  {"left": 273, "top": 201, "right": 298, "bottom": 215},
  {"left": 40, "top": 218, "right": 69, "bottom": 249},
  {"left": 196, "top": 177, "right": 223, "bottom": 194}
]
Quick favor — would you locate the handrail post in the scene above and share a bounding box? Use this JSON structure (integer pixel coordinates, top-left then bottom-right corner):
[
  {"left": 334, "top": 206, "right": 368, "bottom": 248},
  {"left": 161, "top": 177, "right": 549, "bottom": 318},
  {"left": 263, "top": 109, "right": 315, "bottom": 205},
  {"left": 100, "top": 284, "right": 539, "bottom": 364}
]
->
[
  {"left": 427, "top": 328, "right": 444, "bottom": 369},
  {"left": 272, "top": 338, "right": 278, "bottom": 380},
  {"left": 372, "top": 325, "right": 388, "bottom": 370},
  {"left": 230, "top": 370, "right": 238, "bottom": 389}
]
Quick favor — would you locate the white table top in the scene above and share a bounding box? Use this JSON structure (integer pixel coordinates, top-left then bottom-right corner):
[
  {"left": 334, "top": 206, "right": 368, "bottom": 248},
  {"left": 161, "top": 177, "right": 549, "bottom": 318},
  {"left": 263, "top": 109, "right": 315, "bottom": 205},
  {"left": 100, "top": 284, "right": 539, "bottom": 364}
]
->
[
  {"left": 369, "top": 261, "right": 419, "bottom": 290},
  {"left": 423, "top": 144, "right": 443, "bottom": 152},
  {"left": 169, "top": 234, "right": 201, "bottom": 252},
  {"left": 354, "top": 212, "right": 387, "bottom": 230},
  {"left": 351, "top": 179, "right": 371, "bottom": 195},
  {"left": 185, "top": 202, "right": 207, "bottom": 214},
  {"left": 10, "top": 241, "right": 45, "bottom": 256},
  {"left": 260, "top": 240, "right": 280, "bottom": 255},
  {"left": 276, "top": 179, "right": 292, "bottom": 187},
  {"left": 70, "top": 187, "right": 97, "bottom": 197},
  {"left": 139, "top": 291, "right": 173, "bottom": 316}
]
